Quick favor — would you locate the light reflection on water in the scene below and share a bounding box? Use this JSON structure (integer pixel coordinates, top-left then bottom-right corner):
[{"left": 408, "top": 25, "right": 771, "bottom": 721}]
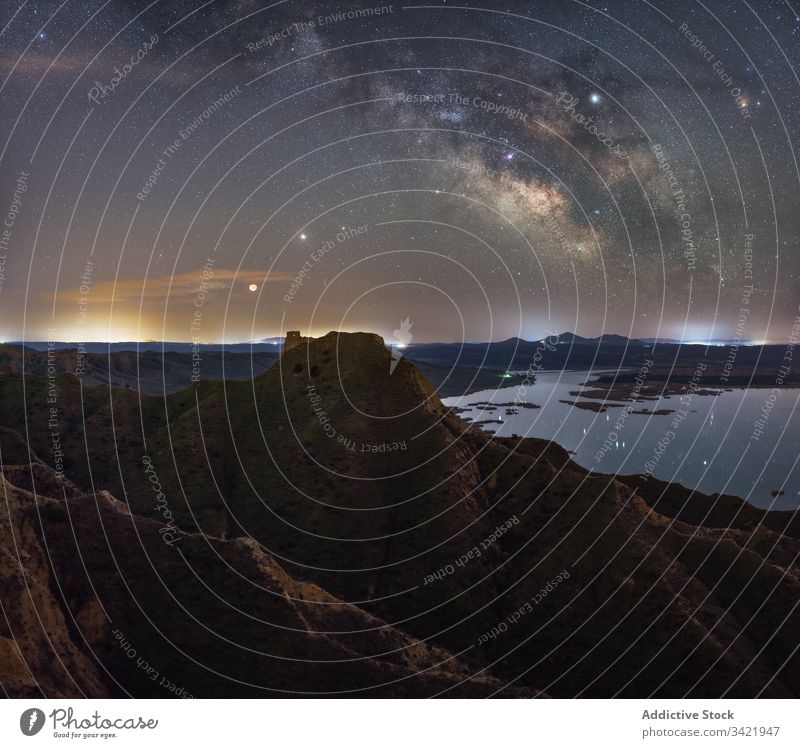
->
[{"left": 442, "top": 369, "right": 800, "bottom": 510}]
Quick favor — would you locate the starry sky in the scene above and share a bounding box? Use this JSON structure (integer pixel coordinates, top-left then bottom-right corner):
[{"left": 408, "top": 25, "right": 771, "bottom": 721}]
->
[{"left": 0, "top": 0, "right": 798, "bottom": 344}]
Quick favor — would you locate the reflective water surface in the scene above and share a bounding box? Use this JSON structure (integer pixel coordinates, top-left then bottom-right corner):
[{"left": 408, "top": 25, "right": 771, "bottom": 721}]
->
[{"left": 443, "top": 370, "right": 800, "bottom": 510}]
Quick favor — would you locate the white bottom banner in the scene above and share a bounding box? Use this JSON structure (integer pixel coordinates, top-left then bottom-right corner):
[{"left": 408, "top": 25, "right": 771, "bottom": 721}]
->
[{"left": 0, "top": 699, "right": 795, "bottom": 747}]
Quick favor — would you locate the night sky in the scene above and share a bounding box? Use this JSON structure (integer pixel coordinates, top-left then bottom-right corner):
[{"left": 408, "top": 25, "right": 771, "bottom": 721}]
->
[{"left": 1, "top": 0, "right": 799, "bottom": 344}]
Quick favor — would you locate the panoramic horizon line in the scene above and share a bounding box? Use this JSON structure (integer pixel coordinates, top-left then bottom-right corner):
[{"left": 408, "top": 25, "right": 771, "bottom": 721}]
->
[{"left": 1, "top": 332, "right": 778, "bottom": 347}]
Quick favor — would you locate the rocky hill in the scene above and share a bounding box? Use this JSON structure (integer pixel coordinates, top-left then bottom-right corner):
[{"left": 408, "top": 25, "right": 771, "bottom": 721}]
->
[{"left": 0, "top": 332, "right": 797, "bottom": 697}]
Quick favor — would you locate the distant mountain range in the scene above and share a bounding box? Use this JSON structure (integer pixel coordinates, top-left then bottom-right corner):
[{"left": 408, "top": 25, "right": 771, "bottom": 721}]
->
[
  {"left": 403, "top": 333, "right": 792, "bottom": 374},
  {"left": 7, "top": 332, "right": 768, "bottom": 353}
]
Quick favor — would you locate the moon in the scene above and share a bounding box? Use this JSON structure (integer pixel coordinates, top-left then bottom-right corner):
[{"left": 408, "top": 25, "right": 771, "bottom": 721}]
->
[{"left": 248, "top": 284, "right": 258, "bottom": 292}]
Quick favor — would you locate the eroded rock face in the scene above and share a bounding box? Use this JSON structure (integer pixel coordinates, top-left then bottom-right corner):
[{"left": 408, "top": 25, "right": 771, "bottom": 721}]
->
[
  {"left": 0, "top": 332, "right": 798, "bottom": 698},
  {"left": 0, "top": 475, "right": 538, "bottom": 698},
  {"left": 0, "top": 478, "right": 111, "bottom": 698}
]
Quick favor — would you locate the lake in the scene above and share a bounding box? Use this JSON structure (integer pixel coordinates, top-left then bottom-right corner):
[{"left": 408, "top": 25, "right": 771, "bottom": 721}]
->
[{"left": 442, "top": 369, "right": 800, "bottom": 510}]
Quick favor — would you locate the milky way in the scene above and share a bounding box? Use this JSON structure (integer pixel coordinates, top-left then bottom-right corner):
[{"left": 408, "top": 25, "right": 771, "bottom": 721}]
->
[{"left": 0, "top": 0, "right": 799, "bottom": 344}]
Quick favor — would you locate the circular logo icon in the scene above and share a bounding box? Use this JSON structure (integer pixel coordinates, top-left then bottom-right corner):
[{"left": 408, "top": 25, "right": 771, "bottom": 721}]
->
[{"left": 20, "top": 708, "right": 45, "bottom": 736}]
